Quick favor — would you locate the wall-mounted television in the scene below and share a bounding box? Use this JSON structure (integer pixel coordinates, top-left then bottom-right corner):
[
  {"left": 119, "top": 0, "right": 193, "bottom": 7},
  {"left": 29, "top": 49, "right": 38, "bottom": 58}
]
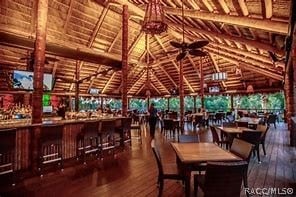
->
[
  {"left": 13, "top": 70, "right": 53, "bottom": 91},
  {"left": 89, "top": 88, "right": 100, "bottom": 95},
  {"left": 209, "top": 86, "right": 220, "bottom": 93}
]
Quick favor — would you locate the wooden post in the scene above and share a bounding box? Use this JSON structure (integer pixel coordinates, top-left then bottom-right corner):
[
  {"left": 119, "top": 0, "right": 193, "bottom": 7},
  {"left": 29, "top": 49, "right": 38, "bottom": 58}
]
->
[
  {"left": 147, "top": 97, "right": 150, "bottom": 112},
  {"left": 179, "top": 60, "right": 184, "bottom": 132},
  {"left": 75, "top": 61, "right": 80, "bottom": 112},
  {"left": 23, "top": 93, "right": 31, "bottom": 106},
  {"left": 230, "top": 94, "right": 234, "bottom": 111},
  {"left": 200, "top": 57, "right": 204, "bottom": 108},
  {"left": 100, "top": 96, "right": 104, "bottom": 110},
  {"left": 193, "top": 95, "right": 197, "bottom": 113},
  {"left": 167, "top": 97, "right": 170, "bottom": 111},
  {"left": 31, "top": 0, "right": 48, "bottom": 172},
  {"left": 121, "top": 5, "right": 128, "bottom": 117}
]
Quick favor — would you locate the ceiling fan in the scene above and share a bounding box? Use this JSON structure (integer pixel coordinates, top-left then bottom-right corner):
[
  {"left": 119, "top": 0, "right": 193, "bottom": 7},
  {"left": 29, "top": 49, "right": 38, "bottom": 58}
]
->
[{"left": 168, "top": 0, "right": 209, "bottom": 61}]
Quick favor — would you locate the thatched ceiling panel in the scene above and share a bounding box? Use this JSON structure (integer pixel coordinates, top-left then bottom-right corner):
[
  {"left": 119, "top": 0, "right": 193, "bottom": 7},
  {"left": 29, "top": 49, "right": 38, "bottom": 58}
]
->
[
  {"left": 245, "top": 0, "right": 262, "bottom": 16},
  {"left": 68, "top": 15, "right": 95, "bottom": 31},
  {"left": 273, "top": 0, "right": 291, "bottom": 18}
]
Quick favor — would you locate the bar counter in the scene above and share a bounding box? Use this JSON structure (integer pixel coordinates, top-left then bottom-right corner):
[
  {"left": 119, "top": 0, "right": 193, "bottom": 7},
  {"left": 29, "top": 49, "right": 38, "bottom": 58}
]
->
[{"left": 0, "top": 116, "right": 125, "bottom": 171}]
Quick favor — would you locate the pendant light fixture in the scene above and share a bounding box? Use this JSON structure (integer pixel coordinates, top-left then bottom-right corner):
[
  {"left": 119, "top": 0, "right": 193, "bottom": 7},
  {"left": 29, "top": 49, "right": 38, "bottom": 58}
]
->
[{"left": 142, "top": 0, "right": 167, "bottom": 34}]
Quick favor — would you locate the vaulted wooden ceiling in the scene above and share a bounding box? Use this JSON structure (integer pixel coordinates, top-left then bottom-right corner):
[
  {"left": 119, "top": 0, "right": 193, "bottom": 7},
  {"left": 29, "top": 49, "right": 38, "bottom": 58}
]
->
[{"left": 0, "top": 0, "right": 291, "bottom": 96}]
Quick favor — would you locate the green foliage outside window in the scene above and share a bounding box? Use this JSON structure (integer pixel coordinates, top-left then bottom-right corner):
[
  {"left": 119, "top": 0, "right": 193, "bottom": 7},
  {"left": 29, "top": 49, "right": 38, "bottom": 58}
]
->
[
  {"left": 204, "top": 95, "right": 229, "bottom": 112},
  {"left": 169, "top": 97, "right": 180, "bottom": 112},
  {"left": 129, "top": 98, "right": 147, "bottom": 112},
  {"left": 150, "top": 97, "right": 167, "bottom": 110}
]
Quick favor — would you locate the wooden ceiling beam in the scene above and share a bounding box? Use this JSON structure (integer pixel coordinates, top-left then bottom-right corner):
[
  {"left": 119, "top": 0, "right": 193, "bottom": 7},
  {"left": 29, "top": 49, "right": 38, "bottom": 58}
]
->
[
  {"left": 164, "top": 7, "right": 288, "bottom": 34},
  {"left": 201, "top": 0, "right": 214, "bottom": 12},
  {"left": 128, "top": 70, "right": 146, "bottom": 93},
  {"left": 128, "top": 32, "right": 144, "bottom": 55},
  {"left": 87, "top": 66, "right": 102, "bottom": 93},
  {"left": 150, "top": 81, "right": 161, "bottom": 95},
  {"left": 166, "top": 22, "right": 282, "bottom": 54},
  {"left": 187, "top": 56, "right": 200, "bottom": 77},
  {"left": 156, "top": 64, "right": 178, "bottom": 87},
  {"left": 63, "top": 0, "right": 74, "bottom": 30}
]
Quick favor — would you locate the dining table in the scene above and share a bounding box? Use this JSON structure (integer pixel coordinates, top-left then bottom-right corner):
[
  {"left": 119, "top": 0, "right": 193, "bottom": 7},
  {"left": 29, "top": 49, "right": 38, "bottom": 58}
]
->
[{"left": 170, "top": 142, "right": 242, "bottom": 196}]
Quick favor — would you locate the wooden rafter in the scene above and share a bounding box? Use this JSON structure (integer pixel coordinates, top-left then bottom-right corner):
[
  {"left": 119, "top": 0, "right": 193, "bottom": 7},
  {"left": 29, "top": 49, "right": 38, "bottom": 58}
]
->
[
  {"left": 218, "top": 0, "right": 230, "bottom": 14},
  {"left": 154, "top": 35, "right": 194, "bottom": 92},
  {"left": 208, "top": 53, "right": 226, "bottom": 88},
  {"left": 187, "top": 56, "right": 200, "bottom": 77},
  {"left": 87, "top": 66, "right": 102, "bottom": 93},
  {"left": 262, "top": 0, "right": 273, "bottom": 19},
  {"left": 207, "top": 49, "right": 283, "bottom": 81},
  {"left": 151, "top": 72, "right": 170, "bottom": 94},
  {"left": 166, "top": 22, "right": 282, "bottom": 54},
  {"left": 63, "top": 0, "right": 74, "bottom": 30},
  {"left": 155, "top": 64, "right": 178, "bottom": 87},
  {"left": 238, "top": 0, "right": 249, "bottom": 16},
  {"left": 164, "top": 7, "right": 288, "bottom": 34},
  {"left": 101, "top": 72, "right": 117, "bottom": 93},
  {"left": 128, "top": 70, "right": 146, "bottom": 93},
  {"left": 128, "top": 32, "right": 144, "bottom": 55},
  {"left": 201, "top": 0, "right": 214, "bottom": 12}
]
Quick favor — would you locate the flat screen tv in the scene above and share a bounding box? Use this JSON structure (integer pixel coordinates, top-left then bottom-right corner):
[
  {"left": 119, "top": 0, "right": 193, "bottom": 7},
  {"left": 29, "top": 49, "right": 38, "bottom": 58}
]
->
[
  {"left": 13, "top": 70, "right": 53, "bottom": 91},
  {"left": 209, "top": 86, "right": 220, "bottom": 93},
  {"left": 89, "top": 88, "right": 100, "bottom": 95}
]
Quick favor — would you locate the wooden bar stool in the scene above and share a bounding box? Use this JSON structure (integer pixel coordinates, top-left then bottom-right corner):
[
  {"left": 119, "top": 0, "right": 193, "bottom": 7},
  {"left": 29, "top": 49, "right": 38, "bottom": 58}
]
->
[
  {"left": 76, "top": 121, "right": 100, "bottom": 164},
  {"left": 99, "top": 120, "right": 116, "bottom": 159},
  {"left": 39, "top": 124, "right": 64, "bottom": 177},
  {"left": 0, "top": 128, "right": 16, "bottom": 186}
]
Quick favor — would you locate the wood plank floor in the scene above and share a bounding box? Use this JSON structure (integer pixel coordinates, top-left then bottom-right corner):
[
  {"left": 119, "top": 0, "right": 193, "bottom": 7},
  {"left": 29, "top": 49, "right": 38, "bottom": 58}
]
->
[{"left": 1, "top": 122, "right": 295, "bottom": 197}]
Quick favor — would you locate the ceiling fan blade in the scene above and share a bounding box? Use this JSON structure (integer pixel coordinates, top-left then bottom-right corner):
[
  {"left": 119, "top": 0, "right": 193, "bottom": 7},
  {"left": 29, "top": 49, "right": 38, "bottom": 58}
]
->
[
  {"left": 170, "top": 41, "right": 183, "bottom": 48},
  {"left": 188, "top": 40, "right": 209, "bottom": 49},
  {"left": 176, "top": 52, "right": 187, "bottom": 61},
  {"left": 268, "top": 51, "right": 278, "bottom": 62},
  {"left": 189, "top": 49, "right": 207, "bottom": 57}
]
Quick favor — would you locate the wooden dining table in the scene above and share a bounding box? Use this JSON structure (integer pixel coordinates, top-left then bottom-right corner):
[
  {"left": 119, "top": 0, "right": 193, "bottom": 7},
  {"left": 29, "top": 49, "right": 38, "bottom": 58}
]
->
[
  {"left": 218, "top": 126, "right": 254, "bottom": 134},
  {"left": 236, "top": 117, "right": 260, "bottom": 125},
  {"left": 170, "top": 142, "right": 242, "bottom": 196}
]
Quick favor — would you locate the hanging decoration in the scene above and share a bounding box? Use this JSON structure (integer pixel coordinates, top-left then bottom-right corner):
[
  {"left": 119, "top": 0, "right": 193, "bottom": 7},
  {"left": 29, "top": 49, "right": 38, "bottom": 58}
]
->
[{"left": 142, "top": 0, "right": 167, "bottom": 34}]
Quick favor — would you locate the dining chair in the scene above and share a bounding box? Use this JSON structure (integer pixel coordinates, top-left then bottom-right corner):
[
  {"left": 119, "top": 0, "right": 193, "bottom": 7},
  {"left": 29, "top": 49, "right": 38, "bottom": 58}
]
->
[
  {"left": 39, "top": 124, "right": 64, "bottom": 176},
  {"left": 240, "top": 130, "right": 262, "bottom": 163},
  {"left": 210, "top": 126, "right": 229, "bottom": 149},
  {"left": 267, "top": 114, "right": 277, "bottom": 128},
  {"left": 77, "top": 121, "right": 100, "bottom": 164},
  {"left": 237, "top": 121, "right": 249, "bottom": 128},
  {"left": 194, "top": 161, "right": 248, "bottom": 197},
  {"left": 178, "top": 134, "right": 199, "bottom": 143},
  {"left": 256, "top": 125, "right": 270, "bottom": 155},
  {"left": 151, "top": 139, "right": 184, "bottom": 196},
  {"left": 163, "top": 119, "right": 175, "bottom": 138},
  {"left": 230, "top": 138, "right": 254, "bottom": 192},
  {"left": 0, "top": 128, "right": 17, "bottom": 186}
]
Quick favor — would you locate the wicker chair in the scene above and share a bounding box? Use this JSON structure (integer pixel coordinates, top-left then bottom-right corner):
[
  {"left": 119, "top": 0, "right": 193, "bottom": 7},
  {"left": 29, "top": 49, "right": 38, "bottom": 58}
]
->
[
  {"left": 194, "top": 161, "right": 248, "bottom": 197},
  {"left": 151, "top": 140, "right": 184, "bottom": 196},
  {"left": 230, "top": 138, "right": 254, "bottom": 192},
  {"left": 0, "top": 128, "right": 16, "bottom": 186}
]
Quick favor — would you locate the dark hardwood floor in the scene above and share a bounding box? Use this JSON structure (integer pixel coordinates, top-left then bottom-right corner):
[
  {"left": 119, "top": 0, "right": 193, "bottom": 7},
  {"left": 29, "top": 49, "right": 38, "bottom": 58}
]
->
[{"left": 1, "top": 122, "right": 295, "bottom": 197}]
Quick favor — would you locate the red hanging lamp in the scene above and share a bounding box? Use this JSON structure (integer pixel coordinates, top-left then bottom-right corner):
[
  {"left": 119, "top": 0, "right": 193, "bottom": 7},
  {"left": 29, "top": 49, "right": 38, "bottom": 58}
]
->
[{"left": 142, "top": 0, "right": 167, "bottom": 34}]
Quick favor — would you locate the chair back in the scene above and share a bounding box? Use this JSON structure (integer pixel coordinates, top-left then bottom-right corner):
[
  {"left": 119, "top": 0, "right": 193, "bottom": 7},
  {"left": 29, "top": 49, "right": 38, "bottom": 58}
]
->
[
  {"left": 267, "top": 114, "right": 277, "bottom": 123},
  {"left": 257, "top": 125, "right": 269, "bottom": 141},
  {"left": 237, "top": 121, "right": 248, "bottom": 128},
  {"left": 82, "top": 121, "right": 99, "bottom": 138},
  {"left": 210, "top": 126, "right": 220, "bottom": 144},
  {"left": 0, "top": 128, "right": 16, "bottom": 153},
  {"left": 178, "top": 134, "right": 199, "bottom": 143},
  {"left": 240, "top": 130, "right": 262, "bottom": 145},
  {"left": 151, "top": 140, "right": 163, "bottom": 176},
  {"left": 163, "top": 119, "right": 174, "bottom": 130},
  {"left": 203, "top": 161, "right": 247, "bottom": 197},
  {"left": 41, "top": 124, "right": 64, "bottom": 145},
  {"left": 99, "top": 120, "right": 115, "bottom": 134},
  {"left": 230, "top": 138, "right": 253, "bottom": 162}
]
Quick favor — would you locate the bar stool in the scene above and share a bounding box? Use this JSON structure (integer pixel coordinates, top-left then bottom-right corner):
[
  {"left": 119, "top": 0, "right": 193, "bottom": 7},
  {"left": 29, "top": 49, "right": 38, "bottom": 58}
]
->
[
  {"left": 39, "top": 124, "right": 64, "bottom": 177},
  {"left": 99, "top": 120, "right": 116, "bottom": 159},
  {"left": 0, "top": 128, "right": 16, "bottom": 186},
  {"left": 77, "top": 121, "right": 100, "bottom": 164},
  {"left": 122, "top": 117, "right": 132, "bottom": 146}
]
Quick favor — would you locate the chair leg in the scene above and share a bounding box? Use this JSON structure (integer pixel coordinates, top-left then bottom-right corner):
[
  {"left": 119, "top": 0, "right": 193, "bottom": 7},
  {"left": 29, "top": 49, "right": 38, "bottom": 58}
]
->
[
  {"left": 158, "top": 180, "right": 164, "bottom": 197},
  {"left": 262, "top": 142, "right": 266, "bottom": 155},
  {"left": 243, "top": 170, "right": 249, "bottom": 197},
  {"left": 256, "top": 146, "right": 261, "bottom": 163},
  {"left": 194, "top": 175, "right": 198, "bottom": 197}
]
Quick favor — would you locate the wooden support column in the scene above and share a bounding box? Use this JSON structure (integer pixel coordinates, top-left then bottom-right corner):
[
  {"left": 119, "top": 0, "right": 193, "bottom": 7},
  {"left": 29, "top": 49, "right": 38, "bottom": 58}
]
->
[
  {"left": 69, "top": 95, "right": 72, "bottom": 111},
  {"left": 179, "top": 60, "right": 184, "bottom": 132},
  {"left": 147, "top": 97, "right": 150, "bottom": 112},
  {"left": 75, "top": 61, "right": 80, "bottom": 112},
  {"left": 101, "top": 96, "right": 104, "bottom": 110},
  {"left": 193, "top": 95, "right": 197, "bottom": 113},
  {"left": 230, "top": 94, "right": 234, "bottom": 111},
  {"left": 284, "top": 67, "right": 294, "bottom": 132},
  {"left": 31, "top": 0, "right": 48, "bottom": 172},
  {"left": 121, "top": 5, "right": 128, "bottom": 117},
  {"left": 23, "top": 93, "right": 31, "bottom": 106},
  {"left": 167, "top": 97, "right": 170, "bottom": 111},
  {"left": 200, "top": 57, "right": 205, "bottom": 108}
]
